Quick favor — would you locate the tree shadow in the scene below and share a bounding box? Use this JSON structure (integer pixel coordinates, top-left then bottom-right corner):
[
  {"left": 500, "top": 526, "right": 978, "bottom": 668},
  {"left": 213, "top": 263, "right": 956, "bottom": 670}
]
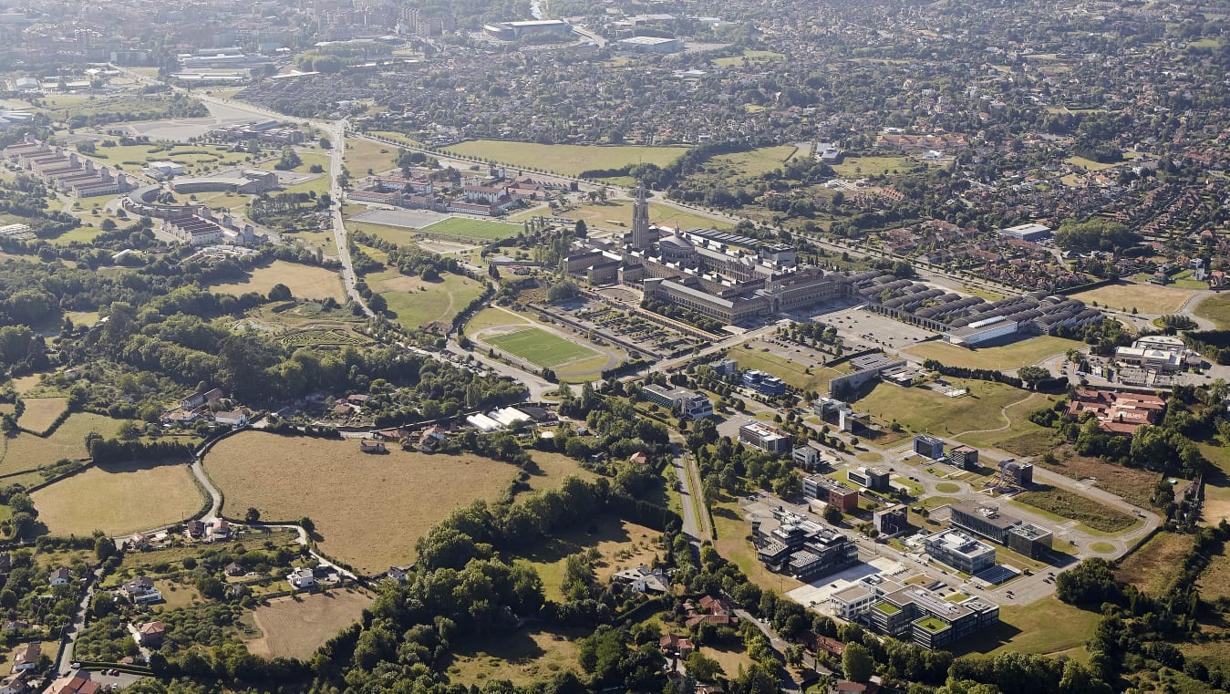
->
[{"left": 512, "top": 514, "right": 631, "bottom": 565}]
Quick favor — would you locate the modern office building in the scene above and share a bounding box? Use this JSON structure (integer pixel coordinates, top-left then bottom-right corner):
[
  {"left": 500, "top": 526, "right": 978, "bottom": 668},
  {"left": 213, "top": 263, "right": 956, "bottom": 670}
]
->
[
  {"left": 913, "top": 435, "right": 945, "bottom": 460},
  {"left": 949, "top": 501, "right": 1053, "bottom": 558},
  {"left": 642, "top": 384, "right": 713, "bottom": 420},
  {"left": 948, "top": 445, "right": 979, "bottom": 470},
  {"left": 924, "top": 530, "right": 997, "bottom": 574},
  {"left": 802, "top": 475, "right": 859, "bottom": 512},
  {"left": 753, "top": 509, "right": 858, "bottom": 581},
  {"left": 830, "top": 576, "right": 903, "bottom": 620},
  {"left": 998, "top": 459, "right": 1033, "bottom": 486},
  {"left": 739, "top": 422, "right": 791, "bottom": 454},
  {"left": 873, "top": 505, "right": 909, "bottom": 536},
  {"left": 848, "top": 466, "right": 891, "bottom": 492},
  {"left": 742, "top": 370, "right": 786, "bottom": 396},
  {"left": 870, "top": 586, "right": 1000, "bottom": 650},
  {"left": 791, "top": 443, "right": 831, "bottom": 471}
]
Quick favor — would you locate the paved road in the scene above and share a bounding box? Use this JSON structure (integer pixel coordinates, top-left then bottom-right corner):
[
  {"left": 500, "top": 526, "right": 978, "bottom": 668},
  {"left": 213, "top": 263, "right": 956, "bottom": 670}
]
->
[
  {"left": 669, "top": 434, "right": 713, "bottom": 545},
  {"left": 54, "top": 567, "right": 100, "bottom": 676},
  {"left": 325, "top": 121, "right": 374, "bottom": 317}
]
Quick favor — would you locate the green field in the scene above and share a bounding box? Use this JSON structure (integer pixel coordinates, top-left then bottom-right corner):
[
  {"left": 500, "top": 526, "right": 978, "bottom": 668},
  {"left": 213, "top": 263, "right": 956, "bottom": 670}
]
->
[
  {"left": 831, "top": 155, "right": 912, "bottom": 178},
  {"left": 418, "top": 217, "right": 522, "bottom": 242},
  {"left": 370, "top": 270, "right": 484, "bottom": 330},
  {"left": 488, "top": 327, "right": 599, "bottom": 368},
  {"left": 855, "top": 378, "right": 1036, "bottom": 436},
  {"left": 705, "top": 145, "right": 802, "bottom": 178},
  {"left": 905, "top": 336, "right": 1082, "bottom": 370},
  {"left": 712, "top": 49, "right": 786, "bottom": 67},
  {"left": 959, "top": 596, "right": 1099, "bottom": 660},
  {"left": 727, "top": 346, "right": 842, "bottom": 394},
  {"left": 443, "top": 140, "right": 690, "bottom": 178},
  {"left": 86, "top": 143, "right": 254, "bottom": 175},
  {"left": 1013, "top": 487, "right": 1137, "bottom": 534},
  {"left": 0, "top": 413, "right": 127, "bottom": 479},
  {"left": 1195, "top": 293, "right": 1230, "bottom": 329}
]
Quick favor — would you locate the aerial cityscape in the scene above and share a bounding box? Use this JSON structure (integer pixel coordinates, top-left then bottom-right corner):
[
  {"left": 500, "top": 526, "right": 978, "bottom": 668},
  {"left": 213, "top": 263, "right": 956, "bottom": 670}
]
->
[{"left": 0, "top": 0, "right": 1226, "bottom": 691}]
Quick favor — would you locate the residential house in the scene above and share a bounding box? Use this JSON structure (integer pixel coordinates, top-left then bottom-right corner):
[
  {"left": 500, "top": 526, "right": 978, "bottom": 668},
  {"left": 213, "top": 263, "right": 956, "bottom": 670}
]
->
[
  {"left": 48, "top": 567, "right": 71, "bottom": 587},
  {"left": 121, "top": 576, "right": 163, "bottom": 604},
  {"left": 287, "top": 568, "right": 317, "bottom": 591},
  {"left": 208, "top": 519, "right": 232, "bottom": 540},
  {"left": 417, "top": 426, "right": 448, "bottom": 451},
  {"left": 612, "top": 565, "right": 670, "bottom": 594},
  {"left": 224, "top": 562, "right": 245, "bottom": 577},
  {"left": 387, "top": 566, "right": 409, "bottom": 583},
  {"left": 659, "top": 633, "right": 694, "bottom": 657},
  {"left": 685, "top": 595, "right": 738, "bottom": 628},
  {"left": 51, "top": 672, "right": 100, "bottom": 694},
  {"left": 136, "top": 621, "right": 166, "bottom": 647},
  {"left": 0, "top": 672, "right": 26, "bottom": 694},
  {"left": 628, "top": 452, "right": 650, "bottom": 467},
  {"left": 9, "top": 642, "right": 39, "bottom": 673},
  {"left": 186, "top": 520, "right": 206, "bottom": 539},
  {"left": 214, "top": 410, "right": 249, "bottom": 427}
]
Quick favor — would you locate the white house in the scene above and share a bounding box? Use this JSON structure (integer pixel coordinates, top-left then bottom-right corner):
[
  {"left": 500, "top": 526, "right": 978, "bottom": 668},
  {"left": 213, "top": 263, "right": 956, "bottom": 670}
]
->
[
  {"left": 48, "top": 568, "right": 71, "bottom": 587},
  {"left": 287, "top": 568, "right": 317, "bottom": 591}
]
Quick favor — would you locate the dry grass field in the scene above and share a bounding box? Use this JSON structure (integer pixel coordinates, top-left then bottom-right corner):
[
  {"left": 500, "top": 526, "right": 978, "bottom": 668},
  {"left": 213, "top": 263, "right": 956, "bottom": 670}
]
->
[
  {"left": 204, "top": 432, "right": 522, "bottom": 573},
  {"left": 447, "top": 626, "right": 583, "bottom": 686},
  {"left": 1072, "top": 281, "right": 1196, "bottom": 315},
  {"left": 0, "top": 413, "right": 127, "bottom": 477},
  {"left": 211, "top": 261, "right": 345, "bottom": 302},
  {"left": 517, "top": 516, "right": 662, "bottom": 602},
  {"left": 856, "top": 379, "right": 1039, "bottom": 437},
  {"left": 368, "top": 270, "right": 484, "bottom": 331},
  {"left": 245, "top": 589, "right": 373, "bottom": 659},
  {"left": 525, "top": 452, "right": 595, "bottom": 492},
  {"left": 1115, "top": 532, "right": 1192, "bottom": 595},
  {"left": 32, "top": 460, "right": 203, "bottom": 536},
  {"left": 443, "top": 140, "right": 689, "bottom": 178},
  {"left": 1198, "top": 549, "right": 1230, "bottom": 602},
  {"left": 16, "top": 397, "right": 69, "bottom": 434}
]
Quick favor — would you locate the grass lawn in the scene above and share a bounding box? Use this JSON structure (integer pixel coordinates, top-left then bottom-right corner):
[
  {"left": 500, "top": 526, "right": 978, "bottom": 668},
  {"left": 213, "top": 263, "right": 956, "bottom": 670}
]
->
[
  {"left": 487, "top": 327, "right": 600, "bottom": 369},
  {"left": 245, "top": 589, "right": 373, "bottom": 659},
  {"left": 347, "top": 220, "right": 418, "bottom": 246},
  {"left": 712, "top": 49, "right": 786, "bottom": 67},
  {"left": 343, "top": 137, "right": 398, "bottom": 176},
  {"left": 701, "top": 644, "right": 754, "bottom": 678},
  {"left": 367, "top": 131, "right": 421, "bottom": 147},
  {"left": 961, "top": 595, "right": 1099, "bottom": 660},
  {"left": 1013, "top": 487, "right": 1137, "bottom": 534},
  {"left": 515, "top": 516, "right": 661, "bottom": 602},
  {"left": 831, "top": 156, "right": 912, "bottom": 178},
  {"left": 705, "top": 145, "right": 802, "bottom": 178},
  {"left": 417, "top": 216, "right": 521, "bottom": 242},
  {"left": 954, "top": 394, "right": 1056, "bottom": 454},
  {"left": 204, "top": 432, "right": 523, "bottom": 573},
  {"left": 712, "top": 498, "right": 802, "bottom": 594},
  {"left": 1195, "top": 293, "right": 1230, "bottom": 329},
  {"left": 32, "top": 460, "right": 203, "bottom": 537},
  {"left": 16, "top": 397, "right": 69, "bottom": 434},
  {"left": 447, "top": 626, "right": 583, "bottom": 686},
  {"left": 727, "top": 345, "right": 841, "bottom": 394},
  {"left": 369, "top": 270, "right": 484, "bottom": 331},
  {"left": 1072, "top": 281, "right": 1195, "bottom": 315},
  {"left": 0, "top": 413, "right": 127, "bottom": 478},
  {"left": 554, "top": 200, "right": 734, "bottom": 232},
  {"left": 1065, "top": 156, "right": 1120, "bottom": 171},
  {"left": 854, "top": 379, "right": 1037, "bottom": 437},
  {"left": 442, "top": 140, "right": 689, "bottom": 178},
  {"left": 88, "top": 143, "right": 254, "bottom": 175},
  {"left": 211, "top": 260, "right": 345, "bottom": 302},
  {"left": 904, "top": 336, "right": 1081, "bottom": 370}
]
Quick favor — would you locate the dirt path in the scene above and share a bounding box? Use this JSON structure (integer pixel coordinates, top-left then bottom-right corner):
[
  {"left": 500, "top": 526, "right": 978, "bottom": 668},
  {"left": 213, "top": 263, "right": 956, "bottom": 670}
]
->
[{"left": 948, "top": 391, "right": 1043, "bottom": 439}]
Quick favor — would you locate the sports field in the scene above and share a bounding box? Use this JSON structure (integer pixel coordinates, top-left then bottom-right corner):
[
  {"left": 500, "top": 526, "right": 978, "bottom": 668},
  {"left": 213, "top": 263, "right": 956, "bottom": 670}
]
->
[
  {"left": 442, "top": 140, "right": 689, "bottom": 178},
  {"left": 211, "top": 260, "right": 345, "bottom": 302},
  {"left": 245, "top": 590, "right": 373, "bottom": 659},
  {"left": 370, "top": 270, "right": 484, "bottom": 330},
  {"left": 488, "top": 327, "right": 598, "bottom": 368},
  {"left": 1072, "top": 281, "right": 1196, "bottom": 315},
  {"left": 417, "top": 217, "right": 522, "bottom": 242},
  {"left": 204, "top": 432, "right": 522, "bottom": 573},
  {"left": 16, "top": 397, "right": 69, "bottom": 435},
  {"left": 905, "top": 335, "right": 1081, "bottom": 370},
  {"left": 32, "top": 460, "right": 203, "bottom": 536}
]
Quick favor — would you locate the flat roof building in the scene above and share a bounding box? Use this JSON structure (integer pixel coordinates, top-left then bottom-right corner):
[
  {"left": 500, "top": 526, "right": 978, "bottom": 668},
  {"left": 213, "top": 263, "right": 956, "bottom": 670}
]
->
[
  {"left": 924, "top": 530, "right": 996, "bottom": 574},
  {"left": 739, "top": 421, "right": 790, "bottom": 454}
]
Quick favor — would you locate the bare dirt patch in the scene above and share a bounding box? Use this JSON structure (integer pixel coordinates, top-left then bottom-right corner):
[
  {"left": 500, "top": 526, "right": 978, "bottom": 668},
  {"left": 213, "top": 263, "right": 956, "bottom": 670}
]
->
[{"left": 245, "top": 589, "right": 373, "bottom": 659}]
